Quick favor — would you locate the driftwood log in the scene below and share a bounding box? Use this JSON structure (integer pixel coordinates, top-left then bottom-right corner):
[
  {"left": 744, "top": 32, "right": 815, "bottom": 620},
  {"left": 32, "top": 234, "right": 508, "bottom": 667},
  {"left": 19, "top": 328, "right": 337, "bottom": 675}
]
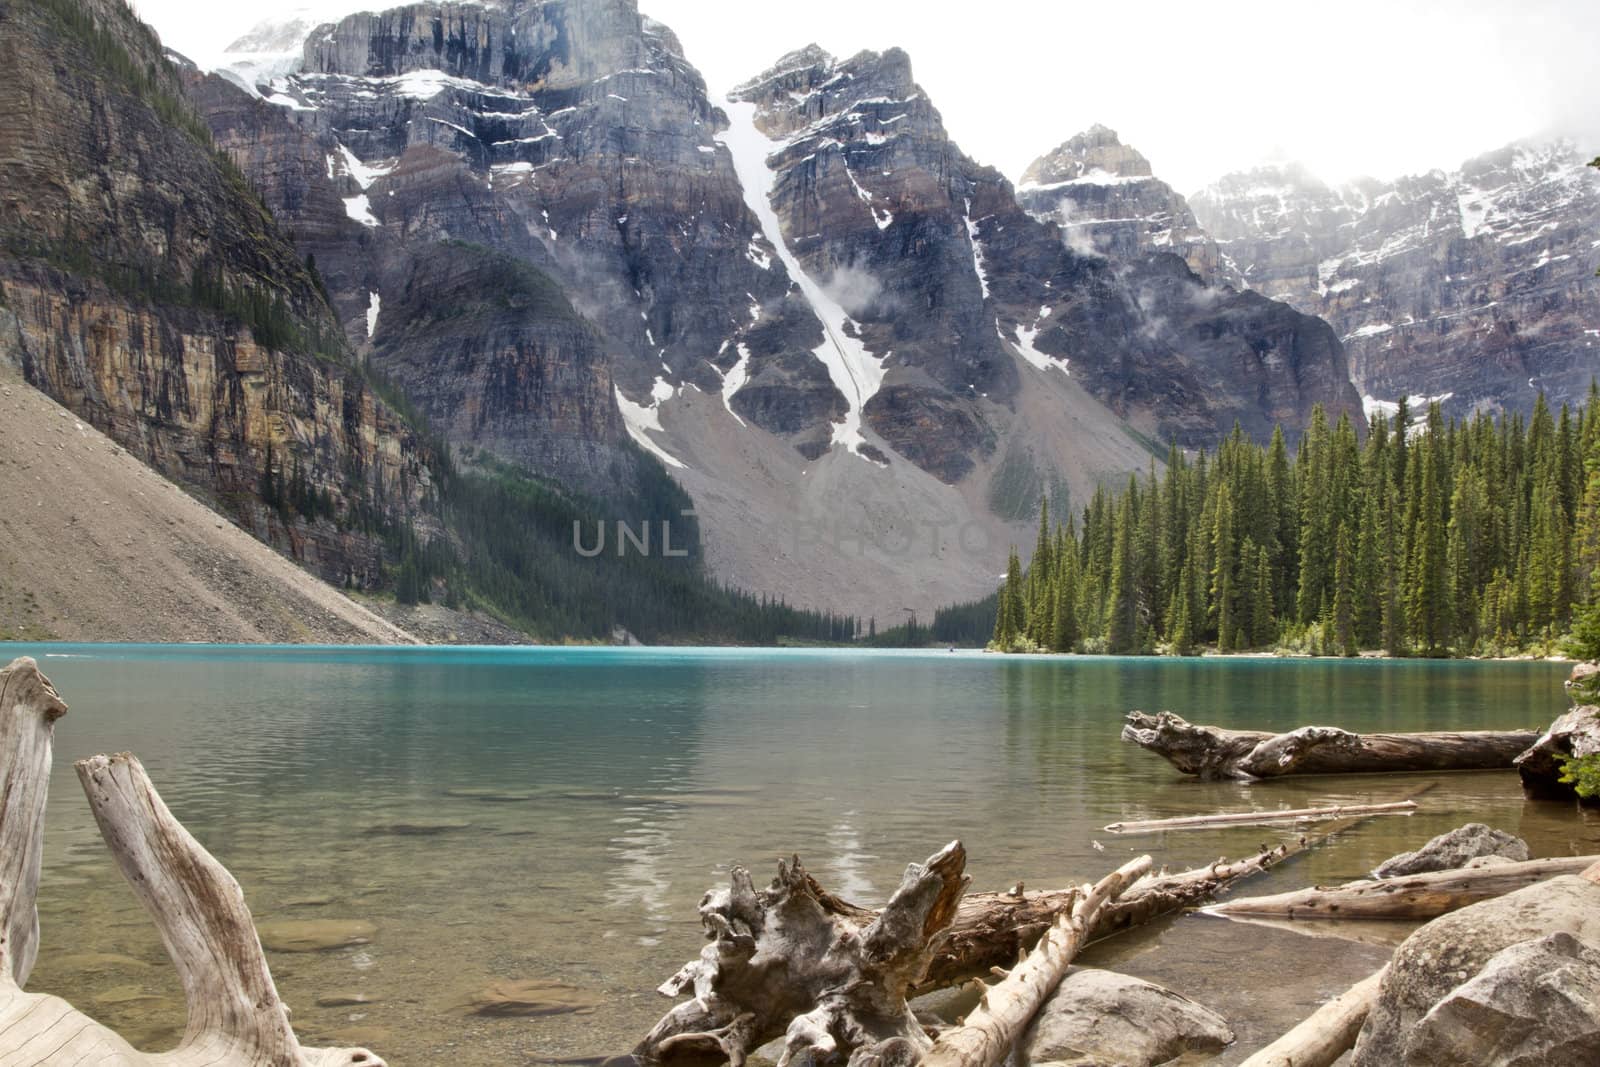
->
[
  {"left": 0, "top": 656, "right": 385, "bottom": 1066},
  {"left": 915, "top": 781, "right": 1438, "bottom": 990},
  {"left": 919, "top": 857, "right": 1151, "bottom": 1067},
  {"left": 1206, "top": 854, "right": 1600, "bottom": 921},
  {"left": 1237, "top": 965, "right": 1387, "bottom": 1067},
  {"left": 1122, "top": 710, "right": 1539, "bottom": 780},
  {"left": 1102, "top": 799, "right": 1418, "bottom": 835}
]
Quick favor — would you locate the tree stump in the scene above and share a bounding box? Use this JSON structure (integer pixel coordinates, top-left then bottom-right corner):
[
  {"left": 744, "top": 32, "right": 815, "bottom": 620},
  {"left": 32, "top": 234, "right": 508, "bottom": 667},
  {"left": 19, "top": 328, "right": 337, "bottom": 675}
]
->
[{"left": 637, "top": 842, "right": 970, "bottom": 1067}]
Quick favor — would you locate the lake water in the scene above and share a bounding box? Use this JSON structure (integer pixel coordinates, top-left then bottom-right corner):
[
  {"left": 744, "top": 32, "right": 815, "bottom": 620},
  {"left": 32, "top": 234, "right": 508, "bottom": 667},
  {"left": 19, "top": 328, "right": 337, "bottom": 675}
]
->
[{"left": 4, "top": 644, "right": 1595, "bottom": 1065}]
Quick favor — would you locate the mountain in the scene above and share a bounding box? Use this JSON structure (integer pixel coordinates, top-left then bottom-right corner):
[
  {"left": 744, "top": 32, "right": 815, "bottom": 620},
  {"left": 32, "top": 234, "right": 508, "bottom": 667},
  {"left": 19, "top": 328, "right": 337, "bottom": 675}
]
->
[
  {"left": 2, "top": 0, "right": 1374, "bottom": 631},
  {"left": 190, "top": 12, "right": 1366, "bottom": 617},
  {"left": 1191, "top": 142, "right": 1600, "bottom": 418},
  {"left": 1017, "top": 124, "right": 1234, "bottom": 285},
  {"left": 0, "top": 0, "right": 437, "bottom": 593}
]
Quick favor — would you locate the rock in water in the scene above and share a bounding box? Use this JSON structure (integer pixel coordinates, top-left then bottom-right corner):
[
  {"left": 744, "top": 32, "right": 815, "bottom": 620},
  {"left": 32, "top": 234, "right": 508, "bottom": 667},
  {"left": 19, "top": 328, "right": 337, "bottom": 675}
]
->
[
  {"left": 256, "top": 919, "right": 377, "bottom": 952},
  {"left": 1373, "top": 823, "right": 1531, "bottom": 878},
  {"left": 1352, "top": 875, "right": 1600, "bottom": 1065},
  {"left": 1018, "top": 968, "right": 1233, "bottom": 1067},
  {"left": 1401, "top": 933, "right": 1600, "bottom": 1066},
  {"left": 458, "top": 979, "right": 602, "bottom": 1017}
]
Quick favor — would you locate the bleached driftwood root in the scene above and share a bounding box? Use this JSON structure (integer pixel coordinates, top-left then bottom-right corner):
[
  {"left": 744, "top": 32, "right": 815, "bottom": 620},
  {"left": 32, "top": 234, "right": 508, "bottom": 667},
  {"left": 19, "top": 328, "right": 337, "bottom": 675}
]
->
[
  {"left": 919, "top": 856, "right": 1151, "bottom": 1067},
  {"left": 0, "top": 656, "right": 385, "bottom": 1066},
  {"left": 1237, "top": 965, "right": 1387, "bottom": 1067},
  {"left": 636, "top": 841, "right": 971, "bottom": 1067},
  {"left": 1206, "top": 854, "right": 1600, "bottom": 921},
  {"left": 635, "top": 844, "right": 1154, "bottom": 1067},
  {"left": 1122, "top": 710, "right": 1538, "bottom": 780}
]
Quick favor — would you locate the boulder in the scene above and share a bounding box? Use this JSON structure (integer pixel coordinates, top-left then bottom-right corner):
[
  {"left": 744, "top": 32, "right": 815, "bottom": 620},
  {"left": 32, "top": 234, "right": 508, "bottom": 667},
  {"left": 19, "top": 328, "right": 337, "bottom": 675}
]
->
[
  {"left": 1402, "top": 933, "right": 1600, "bottom": 1065},
  {"left": 256, "top": 918, "right": 376, "bottom": 952},
  {"left": 1018, "top": 967, "right": 1233, "bottom": 1067},
  {"left": 1567, "top": 662, "right": 1600, "bottom": 705},
  {"left": 1351, "top": 875, "right": 1600, "bottom": 1065},
  {"left": 1373, "top": 823, "right": 1530, "bottom": 878},
  {"left": 457, "top": 979, "right": 602, "bottom": 1017}
]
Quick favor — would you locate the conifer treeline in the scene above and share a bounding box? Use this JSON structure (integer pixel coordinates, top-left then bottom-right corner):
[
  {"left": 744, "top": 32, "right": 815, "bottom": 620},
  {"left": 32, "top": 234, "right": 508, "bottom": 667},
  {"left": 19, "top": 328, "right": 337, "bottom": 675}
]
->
[{"left": 990, "top": 392, "right": 1600, "bottom": 658}]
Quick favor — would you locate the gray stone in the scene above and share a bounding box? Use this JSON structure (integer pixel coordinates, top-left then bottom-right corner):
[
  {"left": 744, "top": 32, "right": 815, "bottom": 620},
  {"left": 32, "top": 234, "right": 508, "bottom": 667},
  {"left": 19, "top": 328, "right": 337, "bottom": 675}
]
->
[
  {"left": 1018, "top": 967, "right": 1233, "bottom": 1067},
  {"left": 1351, "top": 875, "right": 1600, "bottom": 1066},
  {"left": 1402, "top": 933, "right": 1600, "bottom": 1066},
  {"left": 1373, "top": 823, "right": 1530, "bottom": 878}
]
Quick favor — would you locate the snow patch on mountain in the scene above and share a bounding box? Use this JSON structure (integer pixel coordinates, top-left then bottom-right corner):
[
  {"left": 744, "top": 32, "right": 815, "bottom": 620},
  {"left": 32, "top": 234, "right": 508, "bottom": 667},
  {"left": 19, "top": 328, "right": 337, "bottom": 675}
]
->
[
  {"left": 964, "top": 201, "right": 991, "bottom": 300},
  {"left": 614, "top": 380, "right": 685, "bottom": 469},
  {"left": 716, "top": 97, "right": 886, "bottom": 454}
]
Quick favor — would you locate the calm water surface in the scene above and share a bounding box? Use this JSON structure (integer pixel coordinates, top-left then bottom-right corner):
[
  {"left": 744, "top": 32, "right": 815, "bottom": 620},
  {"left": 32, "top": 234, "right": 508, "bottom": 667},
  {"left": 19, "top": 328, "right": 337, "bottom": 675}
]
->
[{"left": 3, "top": 645, "right": 1595, "bottom": 1065}]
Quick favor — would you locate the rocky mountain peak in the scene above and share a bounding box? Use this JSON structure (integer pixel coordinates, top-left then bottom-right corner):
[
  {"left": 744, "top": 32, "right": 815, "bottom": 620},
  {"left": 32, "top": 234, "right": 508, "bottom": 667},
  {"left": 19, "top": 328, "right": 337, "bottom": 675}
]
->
[
  {"left": 1018, "top": 127, "right": 1229, "bottom": 284},
  {"left": 1020, "top": 124, "right": 1153, "bottom": 186}
]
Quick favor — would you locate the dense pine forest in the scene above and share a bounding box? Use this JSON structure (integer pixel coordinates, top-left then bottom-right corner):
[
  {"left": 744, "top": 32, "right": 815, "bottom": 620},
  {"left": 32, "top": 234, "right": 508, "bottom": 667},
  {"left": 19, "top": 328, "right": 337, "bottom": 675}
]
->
[{"left": 974, "top": 392, "right": 1600, "bottom": 659}]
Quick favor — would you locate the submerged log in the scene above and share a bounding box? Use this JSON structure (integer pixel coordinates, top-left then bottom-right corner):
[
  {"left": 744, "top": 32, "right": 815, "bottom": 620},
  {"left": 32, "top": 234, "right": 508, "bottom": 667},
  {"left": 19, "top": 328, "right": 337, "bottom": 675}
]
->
[
  {"left": 1122, "top": 710, "right": 1539, "bottom": 780},
  {"left": 1103, "top": 799, "right": 1418, "bottom": 835},
  {"left": 0, "top": 656, "right": 385, "bottom": 1067},
  {"left": 1237, "top": 965, "right": 1387, "bottom": 1067},
  {"left": 1206, "top": 854, "right": 1600, "bottom": 920}
]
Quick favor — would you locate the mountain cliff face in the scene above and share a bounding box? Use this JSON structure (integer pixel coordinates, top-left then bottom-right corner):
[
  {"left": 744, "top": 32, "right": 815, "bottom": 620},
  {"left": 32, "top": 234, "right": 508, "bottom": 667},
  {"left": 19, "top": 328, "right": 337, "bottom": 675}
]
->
[
  {"left": 1191, "top": 143, "right": 1600, "bottom": 417},
  {"left": 0, "top": 0, "right": 436, "bottom": 589},
  {"left": 1018, "top": 125, "right": 1233, "bottom": 285},
  {"left": 196, "top": 0, "right": 853, "bottom": 489}
]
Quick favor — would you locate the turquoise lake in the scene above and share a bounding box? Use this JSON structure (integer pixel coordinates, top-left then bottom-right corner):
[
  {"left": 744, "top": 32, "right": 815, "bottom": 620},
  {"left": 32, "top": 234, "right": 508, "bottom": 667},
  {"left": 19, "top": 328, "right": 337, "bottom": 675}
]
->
[{"left": 3, "top": 644, "right": 1594, "bottom": 1065}]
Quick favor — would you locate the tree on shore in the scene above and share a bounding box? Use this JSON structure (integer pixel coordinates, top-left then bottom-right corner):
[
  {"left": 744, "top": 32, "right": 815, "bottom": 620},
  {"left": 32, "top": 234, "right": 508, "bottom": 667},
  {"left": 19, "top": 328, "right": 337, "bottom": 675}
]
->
[{"left": 988, "top": 392, "right": 1600, "bottom": 659}]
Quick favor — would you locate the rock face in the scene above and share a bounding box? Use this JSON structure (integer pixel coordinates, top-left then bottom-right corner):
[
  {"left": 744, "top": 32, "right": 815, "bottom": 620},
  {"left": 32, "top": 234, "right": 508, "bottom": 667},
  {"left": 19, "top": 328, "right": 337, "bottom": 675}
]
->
[
  {"left": 1373, "top": 823, "right": 1531, "bottom": 878},
  {"left": 1351, "top": 874, "right": 1600, "bottom": 1065},
  {"left": 1018, "top": 967, "right": 1234, "bottom": 1067},
  {"left": 191, "top": 0, "right": 772, "bottom": 496},
  {"left": 1191, "top": 144, "right": 1600, "bottom": 420},
  {"left": 1402, "top": 932, "right": 1600, "bottom": 1066},
  {"left": 0, "top": 0, "right": 435, "bottom": 590},
  {"left": 1019, "top": 125, "right": 1232, "bottom": 284}
]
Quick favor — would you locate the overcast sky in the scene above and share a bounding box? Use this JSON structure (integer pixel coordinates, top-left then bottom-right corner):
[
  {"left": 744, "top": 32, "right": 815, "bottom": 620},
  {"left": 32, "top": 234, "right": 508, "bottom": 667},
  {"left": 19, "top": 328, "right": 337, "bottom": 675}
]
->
[{"left": 131, "top": 0, "right": 1600, "bottom": 194}]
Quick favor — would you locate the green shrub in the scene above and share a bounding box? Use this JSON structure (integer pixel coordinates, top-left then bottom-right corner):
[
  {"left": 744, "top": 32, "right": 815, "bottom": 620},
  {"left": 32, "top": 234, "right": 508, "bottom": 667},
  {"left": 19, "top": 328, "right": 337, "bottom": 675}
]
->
[{"left": 1558, "top": 753, "right": 1600, "bottom": 798}]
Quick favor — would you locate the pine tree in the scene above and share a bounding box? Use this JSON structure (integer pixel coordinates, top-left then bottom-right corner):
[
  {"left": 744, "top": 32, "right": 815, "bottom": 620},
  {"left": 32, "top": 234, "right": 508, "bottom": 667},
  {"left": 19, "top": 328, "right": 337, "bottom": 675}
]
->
[
  {"left": 1052, "top": 539, "right": 1080, "bottom": 652},
  {"left": 1106, "top": 492, "right": 1139, "bottom": 654},
  {"left": 1331, "top": 520, "right": 1357, "bottom": 656}
]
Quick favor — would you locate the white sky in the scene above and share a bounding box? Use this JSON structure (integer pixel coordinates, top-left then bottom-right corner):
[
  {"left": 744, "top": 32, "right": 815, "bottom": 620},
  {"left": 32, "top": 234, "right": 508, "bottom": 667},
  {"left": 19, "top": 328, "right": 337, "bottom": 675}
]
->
[{"left": 132, "top": 0, "right": 1600, "bottom": 194}]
